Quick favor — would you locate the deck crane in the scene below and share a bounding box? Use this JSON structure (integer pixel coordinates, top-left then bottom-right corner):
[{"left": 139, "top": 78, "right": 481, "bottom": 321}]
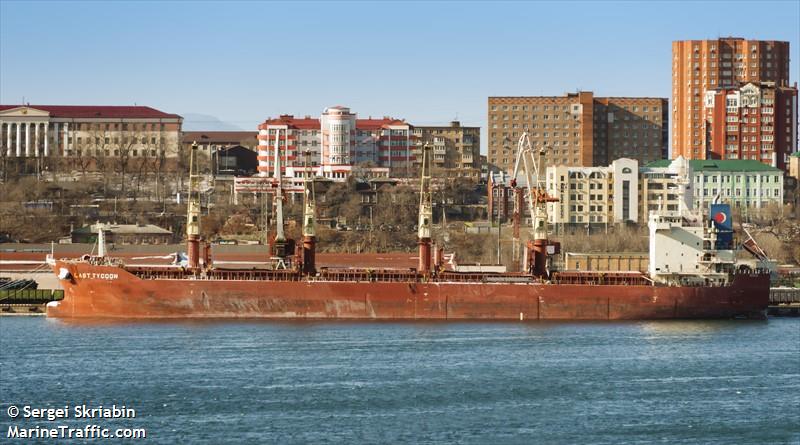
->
[
  {"left": 186, "top": 142, "right": 202, "bottom": 269},
  {"left": 267, "top": 129, "right": 297, "bottom": 269},
  {"left": 301, "top": 150, "right": 317, "bottom": 275},
  {"left": 418, "top": 143, "right": 434, "bottom": 275},
  {"left": 509, "top": 132, "right": 559, "bottom": 277}
]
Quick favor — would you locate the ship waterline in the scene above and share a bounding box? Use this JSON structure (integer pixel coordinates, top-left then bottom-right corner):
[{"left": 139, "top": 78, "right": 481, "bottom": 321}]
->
[{"left": 48, "top": 260, "right": 769, "bottom": 320}]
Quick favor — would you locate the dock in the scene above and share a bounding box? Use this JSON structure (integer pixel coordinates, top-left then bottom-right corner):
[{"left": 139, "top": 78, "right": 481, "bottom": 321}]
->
[{"left": 768, "top": 287, "right": 800, "bottom": 317}]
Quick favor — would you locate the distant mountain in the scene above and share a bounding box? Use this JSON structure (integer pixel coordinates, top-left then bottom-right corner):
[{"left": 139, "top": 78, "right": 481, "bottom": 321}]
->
[{"left": 181, "top": 113, "right": 243, "bottom": 131}]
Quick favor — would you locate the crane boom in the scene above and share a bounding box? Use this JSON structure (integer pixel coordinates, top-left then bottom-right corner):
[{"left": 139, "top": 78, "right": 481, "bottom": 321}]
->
[{"left": 508, "top": 132, "right": 558, "bottom": 277}]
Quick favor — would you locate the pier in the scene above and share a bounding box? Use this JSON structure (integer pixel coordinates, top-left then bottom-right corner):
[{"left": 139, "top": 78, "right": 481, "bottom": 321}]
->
[{"left": 768, "top": 287, "right": 800, "bottom": 317}]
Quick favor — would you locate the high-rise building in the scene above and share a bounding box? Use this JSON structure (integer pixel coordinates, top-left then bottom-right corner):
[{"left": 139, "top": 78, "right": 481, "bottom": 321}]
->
[
  {"left": 671, "top": 38, "right": 791, "bottom": 160},
  {"left": 488, "top": 92, "right": 667, "bottom": 173},
  {"left": 704, "top": 82, "right": 798, "bottom": 170},
  {"left": 413, "top": 121, "right": 481, "bottom": 179}
]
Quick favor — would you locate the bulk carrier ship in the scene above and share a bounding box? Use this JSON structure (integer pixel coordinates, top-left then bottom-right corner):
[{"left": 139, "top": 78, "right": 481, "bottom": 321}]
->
[{"left": 46, "top": 135, "right": 770, "bottom": 320}]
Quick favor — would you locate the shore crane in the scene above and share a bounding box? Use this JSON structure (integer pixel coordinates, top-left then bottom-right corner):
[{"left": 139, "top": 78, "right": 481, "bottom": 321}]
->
[{"left": 509, "top": 133, "right": 559, "bottom": 277}]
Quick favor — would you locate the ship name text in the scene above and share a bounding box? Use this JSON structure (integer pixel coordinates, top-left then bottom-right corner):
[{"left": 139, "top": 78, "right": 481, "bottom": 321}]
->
[{"left": 77, "top": 272, "right": 119, "bottom": 280}]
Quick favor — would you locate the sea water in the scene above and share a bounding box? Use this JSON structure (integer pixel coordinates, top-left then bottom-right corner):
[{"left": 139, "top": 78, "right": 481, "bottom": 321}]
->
[{"left": 1, "top": 317, "right": 798, "bottom": 444}]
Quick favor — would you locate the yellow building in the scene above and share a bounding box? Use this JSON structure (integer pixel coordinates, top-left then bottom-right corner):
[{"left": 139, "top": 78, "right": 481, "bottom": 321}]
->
[
  {"left": 546, "top": 158, "right": 639, "bottom": 228},
  {"left": 413, "top": 121, "right": 481, "bottom": 179}
]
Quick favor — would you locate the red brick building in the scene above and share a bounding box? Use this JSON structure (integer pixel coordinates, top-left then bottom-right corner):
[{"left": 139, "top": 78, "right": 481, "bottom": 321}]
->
[
  {"left": 672, "top": 38, "right": 791, "bottom": 160},
  {"left": 704, "top": 82, "right": 798, "bottom": 170}
]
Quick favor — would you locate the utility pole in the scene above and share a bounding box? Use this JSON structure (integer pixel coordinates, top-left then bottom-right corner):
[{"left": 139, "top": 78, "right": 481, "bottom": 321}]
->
[{"left": 497, "top": 216, "right": 502, "bottom": 266}]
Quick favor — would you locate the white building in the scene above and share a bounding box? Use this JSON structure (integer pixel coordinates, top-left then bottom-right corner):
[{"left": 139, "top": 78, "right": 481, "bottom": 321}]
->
[{"left": 0, "top": 105, "right": 183, "bottom": 161}]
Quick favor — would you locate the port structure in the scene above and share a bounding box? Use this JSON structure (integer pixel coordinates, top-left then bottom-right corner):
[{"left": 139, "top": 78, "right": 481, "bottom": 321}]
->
[
  {"left": 418, "top": 143, "right": 433, "bottom": 275},
  {"left": 509, "top": 133, "right": 559, "bottom": 277}
]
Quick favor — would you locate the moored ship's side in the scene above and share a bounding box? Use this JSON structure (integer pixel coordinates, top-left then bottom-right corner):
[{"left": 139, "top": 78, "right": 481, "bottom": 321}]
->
[{"left": 47, "top": 259, "right": 769, "bottom": 320}]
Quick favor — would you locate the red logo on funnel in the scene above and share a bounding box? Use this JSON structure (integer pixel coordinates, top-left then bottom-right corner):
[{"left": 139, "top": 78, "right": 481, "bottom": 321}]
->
[{"left": 713, "top": 212, "right": 727, "bottom": 224}]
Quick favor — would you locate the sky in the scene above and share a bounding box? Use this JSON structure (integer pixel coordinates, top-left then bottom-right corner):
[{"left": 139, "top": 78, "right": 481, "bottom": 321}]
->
[{"left": 1, "top": 0, "right": 799, "bottom": 152}]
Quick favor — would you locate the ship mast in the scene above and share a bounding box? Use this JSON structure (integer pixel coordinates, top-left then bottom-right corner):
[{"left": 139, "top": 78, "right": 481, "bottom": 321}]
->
[
  {"left": 301, "top": 150, "right": 317, "bottom": 275},
  {"left": 186, "top": 142, "right": 201, "bottom": 269},
  {"left": 418, "top": 143, "right": 433, "bottom": 275}
]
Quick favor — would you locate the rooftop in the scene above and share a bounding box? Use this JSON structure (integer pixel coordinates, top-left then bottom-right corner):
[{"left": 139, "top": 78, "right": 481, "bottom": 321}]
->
[
  {"left": 258, "top": 115, "right": 409, "bottom": 131},
  {"left": 645, "top": 159, "right": 781, "bottom": 172},
  {"left": 0, "top": 105, "right": 182, "bottom": 119},
  {"left": 73, "top": 223, "right": 172, "bottom": 235},
  {"left": 182, "top": 131, "right": 258, "bottom": 144}
]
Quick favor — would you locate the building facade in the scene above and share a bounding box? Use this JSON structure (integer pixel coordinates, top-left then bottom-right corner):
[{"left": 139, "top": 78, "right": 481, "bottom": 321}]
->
[
  {"left": 488, "top": 92, "right": 667, "bottom": 173},
  {"left": 413, "top": 121, "right": 481, "bottom": 178},
  {"left": 703, "top": 82, "right": 798, "bottom": 170},
  {"left": 182, "top": 131, "right": 258, "bottom": 153},
  {"left": 71, "top": 223, "right": 173, "bottom": 245},
  {"left": 492, "top": 156, "right": 783, "bottom": 231},
  {"left": 255, "top": 106, "right": 414, "bottom": 181},
  {"left": 645, "top": 158, "right": 784, "bottom": 211},
  {"left": 0, "top": 105, "right": 183, "bottom": 162},
  {"left": 546, "top": 158, "right": 639, "bottom": 227},
  {"left": 671, "top": 38, "right": 792, "bottom": 160}
]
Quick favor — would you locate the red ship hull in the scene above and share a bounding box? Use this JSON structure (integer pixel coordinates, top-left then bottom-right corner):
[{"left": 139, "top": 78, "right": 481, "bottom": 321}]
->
[{"left": 47, "top": 261, "right": 770, "bottom": 320}]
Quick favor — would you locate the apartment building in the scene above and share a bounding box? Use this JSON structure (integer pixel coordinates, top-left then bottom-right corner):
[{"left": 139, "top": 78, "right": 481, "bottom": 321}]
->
[
  {"left": 671, "top": 37, "right": 791, "bottom": 160},
  {"left": 703, "top": 82, "right": 798, "bottom": 170},
  {"left": 255, "top": 106, "right": 413, "bottom": 181},
  {"left": 413, "top": 121, "right": 481, "bottom": 179},
  {"left": 488, "top": 92, "right": 667, "bottom": 173},
  {"left": 546, "top": 158, "right": 639, "bottom": 227}
]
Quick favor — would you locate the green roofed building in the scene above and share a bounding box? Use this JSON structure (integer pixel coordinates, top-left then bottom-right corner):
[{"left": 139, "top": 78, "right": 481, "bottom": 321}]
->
[{"left": 644, "top": 158, "right": 783, "bottom": 211}]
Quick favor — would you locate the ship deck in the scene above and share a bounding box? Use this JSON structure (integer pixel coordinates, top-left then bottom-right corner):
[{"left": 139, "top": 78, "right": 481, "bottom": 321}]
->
[{"left": 120, "top": 264, "right": 653, "bottom": 286}]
